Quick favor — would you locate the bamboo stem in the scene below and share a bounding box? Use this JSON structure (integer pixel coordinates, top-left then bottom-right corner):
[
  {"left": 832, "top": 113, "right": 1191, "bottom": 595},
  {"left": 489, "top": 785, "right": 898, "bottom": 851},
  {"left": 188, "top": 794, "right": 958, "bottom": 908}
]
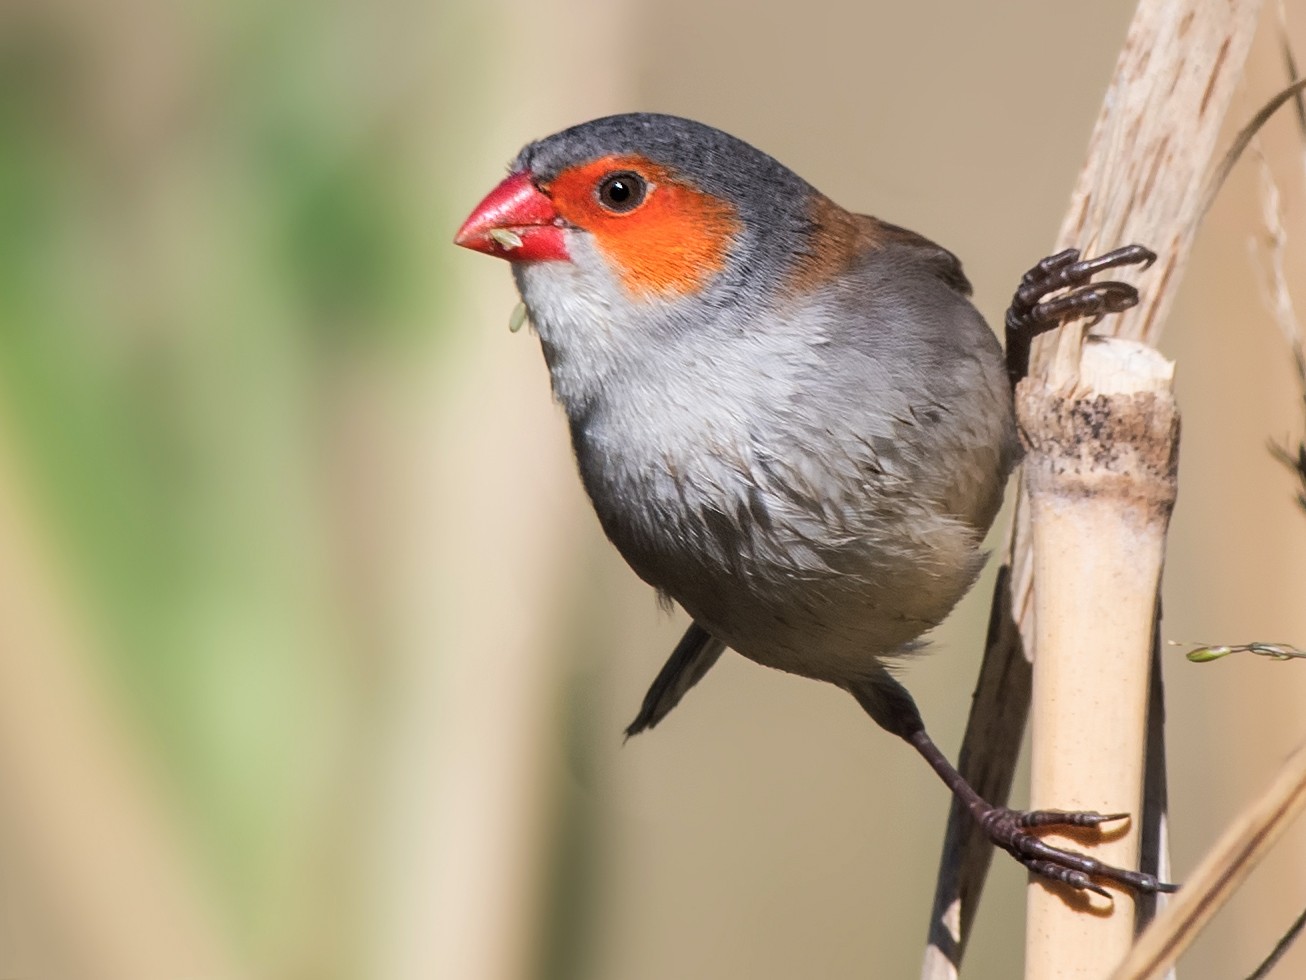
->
[{"left": 1022, "top": 339, "right": 1179, "bottom": 977}]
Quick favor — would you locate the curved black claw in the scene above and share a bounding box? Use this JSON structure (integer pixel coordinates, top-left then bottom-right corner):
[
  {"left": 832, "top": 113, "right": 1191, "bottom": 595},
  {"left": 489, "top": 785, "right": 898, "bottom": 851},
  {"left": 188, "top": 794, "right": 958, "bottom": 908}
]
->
[
  {"left": 1020, "top": 858, "right": 1112, "bottom": 899},
  {"left": 979, "top": 805, "right": 1178, "bottom": 896},
  {"left": 1025, "top": 281, "right": 1141, "bottom": 330},
  {"left": 1017, "top": 808, "right": 1129, "bottom": 830},
  {"left": 1004, "top": 243, "right": 1158, "bottom": 388}
]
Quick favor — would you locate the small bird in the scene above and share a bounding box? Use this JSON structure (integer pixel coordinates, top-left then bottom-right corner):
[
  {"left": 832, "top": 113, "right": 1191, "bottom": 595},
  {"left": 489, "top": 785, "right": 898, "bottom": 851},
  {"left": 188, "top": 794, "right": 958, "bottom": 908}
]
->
[{"left": 455, "top": 112, "right": 1167, "bottom": 896}]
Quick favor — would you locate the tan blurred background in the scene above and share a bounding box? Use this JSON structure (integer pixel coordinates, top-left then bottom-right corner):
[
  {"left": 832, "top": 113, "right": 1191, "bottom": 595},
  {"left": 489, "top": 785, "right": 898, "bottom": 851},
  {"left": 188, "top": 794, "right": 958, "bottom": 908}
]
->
[{"left": 0, "top": 1, "right": 1304, "bottom": 977}]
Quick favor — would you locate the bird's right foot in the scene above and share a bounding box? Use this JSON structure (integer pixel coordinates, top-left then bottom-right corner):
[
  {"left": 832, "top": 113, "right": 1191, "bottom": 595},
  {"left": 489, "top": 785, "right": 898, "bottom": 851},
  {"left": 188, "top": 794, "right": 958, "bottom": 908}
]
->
[{"left": 1004, "top": 244, "right": 1157, "bottom": 387}]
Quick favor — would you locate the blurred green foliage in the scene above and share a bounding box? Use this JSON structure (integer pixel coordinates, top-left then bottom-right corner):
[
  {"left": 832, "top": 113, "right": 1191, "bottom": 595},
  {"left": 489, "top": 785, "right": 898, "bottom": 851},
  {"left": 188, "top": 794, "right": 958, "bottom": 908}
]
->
[{"left": 0, "top": 2, "right": 444, "bottom": 965}]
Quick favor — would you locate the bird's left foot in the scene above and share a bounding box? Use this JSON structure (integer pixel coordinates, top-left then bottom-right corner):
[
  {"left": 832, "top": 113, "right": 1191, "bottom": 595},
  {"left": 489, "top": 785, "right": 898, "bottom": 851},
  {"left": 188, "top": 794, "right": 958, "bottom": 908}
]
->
[
  {"left": 1004, "top": 244, "right": 1157, "bottom": 387},
  {"left": 976, "top": 803, "right": 1177, "bottom": 897},
  {"left": 903, "top": 725, "right": 1177, "bottom": 896}
]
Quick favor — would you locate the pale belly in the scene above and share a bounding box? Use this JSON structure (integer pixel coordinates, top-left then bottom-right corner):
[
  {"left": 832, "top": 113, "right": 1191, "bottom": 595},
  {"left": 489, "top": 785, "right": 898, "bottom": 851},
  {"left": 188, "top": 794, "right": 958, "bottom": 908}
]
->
[{"left": 636, "top": 506, "right": 989, "bottom": 685}]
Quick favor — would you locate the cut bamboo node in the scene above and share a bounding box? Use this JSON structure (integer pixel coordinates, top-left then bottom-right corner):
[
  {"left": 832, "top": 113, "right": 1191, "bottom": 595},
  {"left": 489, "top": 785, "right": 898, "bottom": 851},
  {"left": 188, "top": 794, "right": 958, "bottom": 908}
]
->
[{"left": 1018, "top": 338, "right": 1180, "bottom": 519}]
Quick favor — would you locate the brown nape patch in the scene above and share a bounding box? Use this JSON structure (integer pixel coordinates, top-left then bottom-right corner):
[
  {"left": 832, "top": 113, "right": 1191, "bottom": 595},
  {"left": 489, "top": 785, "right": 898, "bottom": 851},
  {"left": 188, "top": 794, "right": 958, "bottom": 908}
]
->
[
  {"left": 545, "top": 155, "right": 741, "bottom": 299},
  {"left": 786, "top": 195, "right": 889, "bottom": 294},
  {"left": 792, "top": 204, "right": 973, "bottom": 297}
]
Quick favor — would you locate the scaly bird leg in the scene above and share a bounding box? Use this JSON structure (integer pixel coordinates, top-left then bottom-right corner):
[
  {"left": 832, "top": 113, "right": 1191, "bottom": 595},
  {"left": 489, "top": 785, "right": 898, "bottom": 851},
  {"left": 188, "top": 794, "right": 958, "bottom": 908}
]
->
[{"left": 851, "top": 672, "right": 1175, "bottom": 896}]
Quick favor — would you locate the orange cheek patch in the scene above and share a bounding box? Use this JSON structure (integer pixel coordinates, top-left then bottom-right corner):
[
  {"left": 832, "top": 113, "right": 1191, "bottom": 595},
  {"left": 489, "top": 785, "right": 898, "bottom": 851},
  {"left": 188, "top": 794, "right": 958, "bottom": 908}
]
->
[{"left": 546, "top": 155, "right": 740, "bottom": 299}]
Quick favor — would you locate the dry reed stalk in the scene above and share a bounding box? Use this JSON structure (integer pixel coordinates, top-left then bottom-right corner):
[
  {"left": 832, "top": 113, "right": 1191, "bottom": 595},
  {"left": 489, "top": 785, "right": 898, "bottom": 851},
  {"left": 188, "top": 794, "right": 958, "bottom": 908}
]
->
[
  {"left": 1103, "top": 18, "right": 1306, "bottom": 976},
  {"left": 922, "top": 1, "right": 1265, "bottom": 976},
  {"left": 1110, "top": 737, "right": 1306, "bottom": 979}
]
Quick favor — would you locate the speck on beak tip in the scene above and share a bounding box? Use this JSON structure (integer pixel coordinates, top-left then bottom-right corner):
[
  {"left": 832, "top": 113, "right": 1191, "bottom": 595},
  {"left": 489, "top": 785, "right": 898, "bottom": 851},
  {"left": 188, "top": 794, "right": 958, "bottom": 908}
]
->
[{"left": 454, "top": 171, "right": 569, "bottom": 262}]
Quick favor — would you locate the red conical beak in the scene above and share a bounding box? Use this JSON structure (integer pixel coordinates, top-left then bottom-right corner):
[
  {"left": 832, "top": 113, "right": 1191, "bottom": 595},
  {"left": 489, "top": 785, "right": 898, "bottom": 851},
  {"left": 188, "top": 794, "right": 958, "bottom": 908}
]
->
[{"left": 454, "top": 171, "right": 569, "bottom": 262}]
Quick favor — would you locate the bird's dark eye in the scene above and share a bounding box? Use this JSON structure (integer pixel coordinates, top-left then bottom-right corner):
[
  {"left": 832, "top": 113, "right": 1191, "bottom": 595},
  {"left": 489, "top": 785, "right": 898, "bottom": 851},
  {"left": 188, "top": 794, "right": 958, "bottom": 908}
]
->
[{"left": 596, "top": 171, "right": 647, "bottom": 213}]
